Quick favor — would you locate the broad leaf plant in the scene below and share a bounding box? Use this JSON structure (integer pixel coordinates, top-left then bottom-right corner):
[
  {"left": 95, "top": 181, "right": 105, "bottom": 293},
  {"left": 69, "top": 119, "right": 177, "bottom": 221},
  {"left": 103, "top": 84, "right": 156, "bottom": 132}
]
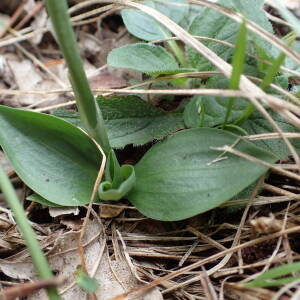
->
[{"left": 0, "top": 0, "right": 298, "bottom": 221}]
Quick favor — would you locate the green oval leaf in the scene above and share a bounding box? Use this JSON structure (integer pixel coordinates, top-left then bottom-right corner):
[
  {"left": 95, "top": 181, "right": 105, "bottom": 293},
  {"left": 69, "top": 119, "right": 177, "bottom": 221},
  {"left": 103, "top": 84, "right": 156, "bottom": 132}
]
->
[
  {"left": 107, "top": 43, "right": 191, "bottom": 75},
  {"left": 0, "top": 105, "right": 101, "bottom": 206},
  {"left": 99, "top": 96, "right": 185, "bottom": 147},
  {"left": 188, "top": 8, "right": 238, "bottom": 71},
  {"left": 246, "top": 262, "right": 300, "bottom": 288},
  {"left": 27, "top": 194, "right": 63, "bottom": 207},
  {"left": 54, "top": 96, "right": 185, "bottom": 148},
  {"left": 121, "top": 0, "right": 189, "bottom": 41},
  {"left": 188, "top": 0, "right": 277, "bottom": 71},
  {"left": 183, "top": 78, "right": 248, "bottom": 128},
  {"left": 128, "top": 128, "right": 276, "bottom": 221}
]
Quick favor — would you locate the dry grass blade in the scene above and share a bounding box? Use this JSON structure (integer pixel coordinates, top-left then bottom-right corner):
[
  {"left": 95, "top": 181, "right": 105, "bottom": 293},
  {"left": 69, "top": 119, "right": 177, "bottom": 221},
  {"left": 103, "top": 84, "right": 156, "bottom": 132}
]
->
[
  {"left": 220, "top": 195, "right": 300, "bottom": 207},
  {"left": 78, "top": 134, "right": 106, "bottom": 274},
  {"left": 0, "top": 87, "right": 247, "bottom": 97},
  {"left": 266, "top": 11, "right": 291, "bottom": 27},
  {"left": 14, "top": 2, "right": 44, "bottom": 31},
  {"left": 0, "top": 28, "right": 48, "bottom": 48},
  {"left": 0, "top": 1, "right": 25, "bottom": 38},
  {"left": 9, "top": 33, "right": 66, "bottom": 88},
  {"left": 246, "top": 132, "right": 300, "bottom": 141},
  {"left": 119, "top": 70, "right": 300, "bottom": 106},
  {"left": 273, "top": 279, "right": 300, "bottom": 300},
  {"left": 68, "top": 0, "right": 116, "bottom": 14},
  {"left": 199, "top": 267, "right": 219, "bottom": 300},
  {"left": 154, "top": 71, "right": 300, "bottom": 107},
  {"left": 212, "top": 145, "right": 300, "bottom": 182},
  {"left": 226, "top": 283, "right": 280, "bottom": 300},
  {"left": 263, "top": 183, "right": 297, "bottom": 196},
  {"left": 71, "top": 5, "right": 117, "bottom": 22}
]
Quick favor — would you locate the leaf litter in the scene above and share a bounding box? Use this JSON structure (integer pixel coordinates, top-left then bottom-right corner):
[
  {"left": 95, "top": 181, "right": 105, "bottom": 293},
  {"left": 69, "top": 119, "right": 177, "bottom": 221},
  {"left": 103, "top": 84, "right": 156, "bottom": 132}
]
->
[
  {"left": 0, "top": 217, "right": 163, "bottom": 300},
  {"left": 1, "top": 0, "right": 300, "bottom": 299}
]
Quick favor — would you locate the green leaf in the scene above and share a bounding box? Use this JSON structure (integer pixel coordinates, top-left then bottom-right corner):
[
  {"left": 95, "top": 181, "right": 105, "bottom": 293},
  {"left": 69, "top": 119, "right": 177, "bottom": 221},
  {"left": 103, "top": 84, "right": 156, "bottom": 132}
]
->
[
  {"left": 284, "top": 41, "right": 300, "bottom": 73},
  {"left": 107, "top": 43, "right": 192, "bottom": 75},
  {"left": 121, "top": 0, "right": 189, "bottom": 41},
  {"left": 246, "top": 276, "right": 300, "bottom": 288},
  {"left": 241, "top": 111, "right": 300, "bottom": 160},
  {"left": 227, "top": 0, "right": 278, "bottom": 59},
  {"left": 128, "top": 128, "right": 276, "bottom": 221},
  {"left": 236, "top": 43, "right": 291, "bottom": 125},
  {"left": 54, "top": 96, "right": 185, "bottom": 149},
  {"left": 188, "top": 7, "right": 238, "bottom": 70},
  {"left": 183, "top": 76, "right": 300, "bottom": 160},
  {"left": 99, "top": 96, "right": 185, "bottom": 147},
  {"left": 183, "top": 98, "right": 203, "bottom": 128},
  {"left": 51, "top": 108, "right": 81, "bottom": 127},
  {"left": 246, "top": 262, "right": 300, "bottom": 288},
  {"left": 76, "top": 266, "right": 99, "bottom": 292},
  {"left": 188, "top": 0, "right": 277, "bottom": 70},
  {"left": 183, "top": 77, "right": 249, "bottom": 128},
  {"left": 225, "top": 181, "right": 259, "bottom": 213},
  {"left": 274, "top": 74, "right": 289, "bottom": 91},
  {"left": 179, "top": 4, "right": 205, "bottom": 29},
  {"left": 260, "top": 50, "right": 287, "bottom": 89},
  {"left": 0, "top": 105, "right": 101, "bottom": 206},
  {"left": 27, "top": 194, "right": 63, "bottom": 207}
]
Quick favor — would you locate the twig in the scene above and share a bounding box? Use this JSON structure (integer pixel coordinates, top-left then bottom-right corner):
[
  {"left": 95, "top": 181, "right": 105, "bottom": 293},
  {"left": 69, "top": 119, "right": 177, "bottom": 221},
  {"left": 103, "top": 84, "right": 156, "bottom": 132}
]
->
[{"left": 0, "top": 1, "right": 26, "bottom": 38}]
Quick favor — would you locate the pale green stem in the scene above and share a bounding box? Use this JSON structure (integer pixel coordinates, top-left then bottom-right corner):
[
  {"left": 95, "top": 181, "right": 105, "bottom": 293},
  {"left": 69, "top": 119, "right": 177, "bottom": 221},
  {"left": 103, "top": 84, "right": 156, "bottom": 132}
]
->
[
  {"left": 45, "top": 0, "right": 111, "bottom": 155},
  {"left": 159, "top": 27, "right": 187, "bottom": 67},
  {"left": 167, "top": 39, "right": 187, "bottom": 67}
]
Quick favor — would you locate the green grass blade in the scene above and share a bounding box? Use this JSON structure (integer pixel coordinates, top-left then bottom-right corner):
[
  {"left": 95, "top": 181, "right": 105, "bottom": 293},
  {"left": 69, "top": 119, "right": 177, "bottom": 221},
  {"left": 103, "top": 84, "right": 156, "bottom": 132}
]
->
[
  {"left": 159, "top": 27, "right": 187, "bottom": 67},
  {"left": 0, "top": 164, "right": 60, "bottom": 300},
  {"left": 246, "top": 276, "right": 300, "bottom": 288},
  {"left": 245, "top": 261, "right": 300, "bottom": 288},
  {"left": 235, "top": 38, "right": 293, "bottom": 125},
  {"left": 223, "top": 19, "right": 247, "bottom": 128},
  {"left": 261, "top": 52, "right": 287, "bottom": 90}
]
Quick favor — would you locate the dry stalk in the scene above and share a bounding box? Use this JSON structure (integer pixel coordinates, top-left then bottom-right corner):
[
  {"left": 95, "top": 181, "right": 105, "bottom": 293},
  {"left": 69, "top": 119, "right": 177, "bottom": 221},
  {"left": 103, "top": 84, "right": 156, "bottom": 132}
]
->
[{"left": 211, "top": 145, "right": 300, "bottom": 182}]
